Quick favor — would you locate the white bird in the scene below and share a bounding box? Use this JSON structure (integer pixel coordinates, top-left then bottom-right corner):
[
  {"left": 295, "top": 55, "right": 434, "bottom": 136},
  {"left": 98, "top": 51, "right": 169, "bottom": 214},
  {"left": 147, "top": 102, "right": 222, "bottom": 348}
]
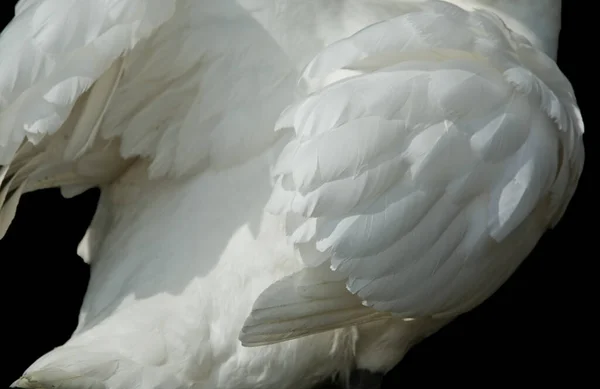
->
[{"left": 0, "top": 0, "right": 583, "bottom": 388}]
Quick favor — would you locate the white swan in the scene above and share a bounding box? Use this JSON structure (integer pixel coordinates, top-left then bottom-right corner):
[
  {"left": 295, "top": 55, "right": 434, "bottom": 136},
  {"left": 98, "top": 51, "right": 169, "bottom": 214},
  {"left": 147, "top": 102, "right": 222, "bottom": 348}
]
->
[{"left": 1, "top": 1, "right": 583, "bottom": 388}]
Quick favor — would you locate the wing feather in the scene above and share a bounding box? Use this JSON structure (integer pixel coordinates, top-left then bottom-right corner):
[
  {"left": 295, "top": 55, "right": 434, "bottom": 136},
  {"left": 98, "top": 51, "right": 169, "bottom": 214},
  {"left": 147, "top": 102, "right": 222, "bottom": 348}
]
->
[
  {"left": 241, "top": 2, "right": 584, "bottom": 346},
  {"left": 0, "top": 0, "right": 177, "bottom": 238}
]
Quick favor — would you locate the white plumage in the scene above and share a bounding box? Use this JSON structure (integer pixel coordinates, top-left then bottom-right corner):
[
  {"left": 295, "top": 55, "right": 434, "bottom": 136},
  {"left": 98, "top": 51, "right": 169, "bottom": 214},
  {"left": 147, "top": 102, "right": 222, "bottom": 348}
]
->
[{"left": 0, "top": 1, "right": 583, "bottom": 388}]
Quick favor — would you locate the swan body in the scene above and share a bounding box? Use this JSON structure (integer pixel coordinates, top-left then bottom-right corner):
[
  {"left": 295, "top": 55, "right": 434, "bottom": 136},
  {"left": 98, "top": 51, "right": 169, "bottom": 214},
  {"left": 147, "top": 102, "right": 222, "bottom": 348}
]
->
[{"left": 0, "top": 0, "right": 583, "bottom": 388}]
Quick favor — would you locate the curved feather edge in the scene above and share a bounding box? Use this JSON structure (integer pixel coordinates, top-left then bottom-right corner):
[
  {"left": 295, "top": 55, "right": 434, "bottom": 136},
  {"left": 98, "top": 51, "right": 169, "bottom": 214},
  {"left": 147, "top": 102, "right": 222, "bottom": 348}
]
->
[
  {"left": 239, "top": 266, "right": 389, "bottom": 347},
  {"left": 0, "top": 0, "right": 178, "bottom": 239},
  {"left": 242, "top": 2, "right": 584, "bottom": 344},
  {"left": 0, "top": 59, "right": 126, "bottom": 239}
]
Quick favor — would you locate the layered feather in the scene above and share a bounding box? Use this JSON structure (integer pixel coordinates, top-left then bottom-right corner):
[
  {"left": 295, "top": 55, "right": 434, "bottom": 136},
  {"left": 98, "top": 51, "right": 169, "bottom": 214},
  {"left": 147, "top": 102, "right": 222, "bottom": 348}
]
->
[
  {"left": 0, "top": 0, "right": 179, "bottom": 238},
  {"left": 240, "top": 1, "right": 584, "bottom": 345},
  {"left": 0, "top": 0, "right": 298, "bottom": 244}
]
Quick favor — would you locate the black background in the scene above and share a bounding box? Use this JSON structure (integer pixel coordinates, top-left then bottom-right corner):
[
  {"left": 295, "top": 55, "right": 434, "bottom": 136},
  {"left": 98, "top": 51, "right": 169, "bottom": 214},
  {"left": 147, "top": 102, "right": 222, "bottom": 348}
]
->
[{"left": 0, "top": 1, "right": 592, "bottom": 387}]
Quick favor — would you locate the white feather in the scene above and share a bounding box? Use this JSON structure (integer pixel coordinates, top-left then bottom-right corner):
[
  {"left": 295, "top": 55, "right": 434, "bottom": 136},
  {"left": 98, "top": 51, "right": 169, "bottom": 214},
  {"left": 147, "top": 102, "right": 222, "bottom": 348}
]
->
[
  {"left": 1, "top": 1, "right": 584, "bottom": 387},
  {"left": 242, "top": 1, "right": 584, "bottom": 345}
]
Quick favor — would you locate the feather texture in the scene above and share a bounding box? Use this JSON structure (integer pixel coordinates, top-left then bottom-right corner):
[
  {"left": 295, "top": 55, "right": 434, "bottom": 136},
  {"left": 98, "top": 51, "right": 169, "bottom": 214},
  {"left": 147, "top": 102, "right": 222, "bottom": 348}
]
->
[
  {"left": 0, "top": 0, "right": 296, "bottom": 239},
  {"left": 241, "top": 1, "right": 584, "bottom": 345},
  {"left": 1, "top": 0, "right": 584, "bottom": 386},
  {"left": 0, "top": 0, "right": 178, "bottom": 238}
]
